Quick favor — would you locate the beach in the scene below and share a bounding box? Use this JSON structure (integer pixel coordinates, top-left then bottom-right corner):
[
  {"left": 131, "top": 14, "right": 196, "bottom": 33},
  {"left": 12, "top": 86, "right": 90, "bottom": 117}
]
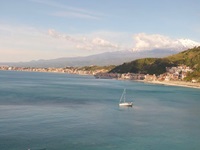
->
[{"left": 140, "top": 80, "right": 200, "bottom": 89}]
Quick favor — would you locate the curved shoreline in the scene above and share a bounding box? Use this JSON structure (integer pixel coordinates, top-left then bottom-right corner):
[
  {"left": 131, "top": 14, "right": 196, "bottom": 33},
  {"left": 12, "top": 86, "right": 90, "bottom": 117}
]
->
[{"left": 138, "top": 80, "right": 200, "bottom": 89}]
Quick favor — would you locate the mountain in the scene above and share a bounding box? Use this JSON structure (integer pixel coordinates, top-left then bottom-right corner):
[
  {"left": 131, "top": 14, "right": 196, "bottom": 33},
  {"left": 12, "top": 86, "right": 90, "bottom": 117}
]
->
[
  {"left": 0, "top": 49, "right": 180, "bottom": 68},
  {"left": 109, "top": 46, "right": 200, "bottom": 81},
  {"left": 178, "top": 39, "right": 200, "bottom": 49}
]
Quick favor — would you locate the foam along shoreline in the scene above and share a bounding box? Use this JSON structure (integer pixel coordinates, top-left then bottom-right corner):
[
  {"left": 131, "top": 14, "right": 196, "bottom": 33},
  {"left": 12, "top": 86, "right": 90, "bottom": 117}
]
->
[{"left": 139, "top": 80, "right": 200, "bottom": 89}]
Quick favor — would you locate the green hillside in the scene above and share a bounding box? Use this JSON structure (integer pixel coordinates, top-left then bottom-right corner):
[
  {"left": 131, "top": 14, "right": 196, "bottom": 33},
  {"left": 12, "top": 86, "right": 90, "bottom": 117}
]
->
[
  {"left": 79, "top": 65, "right": 115, "bottom": 72},
  {"left": 167, "top": 47, "right": 200, "bottom": 70},
  {"left": 110, "top": 46, "right": 200, "bottom": 81}
]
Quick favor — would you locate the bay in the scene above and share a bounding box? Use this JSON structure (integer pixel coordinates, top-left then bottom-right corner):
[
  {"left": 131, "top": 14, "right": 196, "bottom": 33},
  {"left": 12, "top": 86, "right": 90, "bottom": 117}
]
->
[{"left": 0, "top": 70, "right": 200, "bottom": 150}]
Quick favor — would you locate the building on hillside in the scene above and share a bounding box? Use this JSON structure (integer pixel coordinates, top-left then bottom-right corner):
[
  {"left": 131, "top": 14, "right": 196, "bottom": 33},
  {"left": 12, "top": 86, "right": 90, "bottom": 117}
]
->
[
  {"left": 144, "top": 74, "right": 157, "bottom": 81},
  {"left": 163, "top": 65, "right": 193, "bottom": 81}
]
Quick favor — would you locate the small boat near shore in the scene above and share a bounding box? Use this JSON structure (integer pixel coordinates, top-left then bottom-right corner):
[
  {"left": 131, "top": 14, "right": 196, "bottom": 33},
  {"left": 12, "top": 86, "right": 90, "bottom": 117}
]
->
[{"left": 119, "top": 89, "right": 133, "bottom": 107}]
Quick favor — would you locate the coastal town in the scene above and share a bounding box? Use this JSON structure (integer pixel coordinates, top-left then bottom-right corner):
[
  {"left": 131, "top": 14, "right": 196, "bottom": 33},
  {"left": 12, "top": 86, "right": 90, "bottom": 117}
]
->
[
  {"left": 94, "top": 65, "right": 195, "bottom": 81},
  {"left": 0, "top": 65, "right": 109, "bottom": 76},
  {"left": 0, "top": 64, "right": 198, "bottom": 84}
]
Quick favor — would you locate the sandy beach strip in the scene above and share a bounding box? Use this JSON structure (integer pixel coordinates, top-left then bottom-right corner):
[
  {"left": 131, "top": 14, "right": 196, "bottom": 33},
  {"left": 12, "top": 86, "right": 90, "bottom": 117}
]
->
[{"left": 138, "top": 80, "right": 200, "bottom": 89}]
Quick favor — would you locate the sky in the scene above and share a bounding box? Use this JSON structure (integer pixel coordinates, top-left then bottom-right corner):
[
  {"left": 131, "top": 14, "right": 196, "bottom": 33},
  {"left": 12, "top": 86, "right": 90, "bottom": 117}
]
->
[{"left": 0, "top": 0, "right": 200, "bottom": 62}]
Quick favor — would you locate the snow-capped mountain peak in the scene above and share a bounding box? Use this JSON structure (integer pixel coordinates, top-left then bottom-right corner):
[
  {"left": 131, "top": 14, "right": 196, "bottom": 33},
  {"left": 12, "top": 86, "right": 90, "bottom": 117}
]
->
[{"left": 178, "top": 39, "right": 200, "bottom": 48}]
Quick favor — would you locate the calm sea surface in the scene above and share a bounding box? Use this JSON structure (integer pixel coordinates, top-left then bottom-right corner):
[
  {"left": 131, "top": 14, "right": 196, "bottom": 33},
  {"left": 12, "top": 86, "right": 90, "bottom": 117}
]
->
[{"left": 0, "top": 70, "right": 200, "bottom": 150}]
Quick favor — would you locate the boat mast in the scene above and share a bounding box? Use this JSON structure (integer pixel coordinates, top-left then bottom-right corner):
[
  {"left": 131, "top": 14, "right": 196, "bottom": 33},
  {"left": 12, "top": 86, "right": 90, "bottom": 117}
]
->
[
  {"left": 124, "top": 88, "right": 126, "bottom": 102},
  {"left": 119, "top": 88, "right": 126, "bottom": 103}
]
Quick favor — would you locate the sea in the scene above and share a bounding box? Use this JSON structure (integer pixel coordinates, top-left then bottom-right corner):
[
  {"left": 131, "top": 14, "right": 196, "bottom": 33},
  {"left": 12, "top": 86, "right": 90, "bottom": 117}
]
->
[{"left": 0, "top": 70, "right": 200, "bottom": 150}]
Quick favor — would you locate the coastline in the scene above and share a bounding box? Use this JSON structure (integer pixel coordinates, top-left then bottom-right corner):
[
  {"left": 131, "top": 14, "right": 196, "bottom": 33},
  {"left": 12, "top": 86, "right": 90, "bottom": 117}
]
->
[
  {"left": 138, "top": 80, "right": 200, "bottom": 89},
  {"left": 1, "top": 69, "right": 200, "bottom": 89}
]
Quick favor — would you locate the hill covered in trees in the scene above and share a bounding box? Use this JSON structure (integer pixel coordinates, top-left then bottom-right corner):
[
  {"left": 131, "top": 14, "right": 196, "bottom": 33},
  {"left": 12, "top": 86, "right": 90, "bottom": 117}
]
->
[{"left": 110, "top": 47, "right": 200, "bottom": 81}]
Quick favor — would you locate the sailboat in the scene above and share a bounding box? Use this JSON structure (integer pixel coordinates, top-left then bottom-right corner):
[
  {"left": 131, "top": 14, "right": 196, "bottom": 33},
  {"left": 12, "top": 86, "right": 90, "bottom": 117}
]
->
[{"left": 119, "top": 89, "right": 133, "bottom": 107}]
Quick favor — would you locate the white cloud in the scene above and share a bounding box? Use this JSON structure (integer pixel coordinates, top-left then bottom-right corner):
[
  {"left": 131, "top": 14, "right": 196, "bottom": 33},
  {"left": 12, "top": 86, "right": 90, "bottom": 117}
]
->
[
  {"left": 133, "top": 33, "right": 177, "bottom": 50},
  {"left": 92, "top": 38, "right": 118, "bottom": 48},
  {"left": 132, "top": 33, "right": 200, "bottom": 51},
  {"left": 75, "top": 37, "right": 119, "bottom": 51},
  {"left": 47, "top": 29, "right": 120, "bottom": 51},
  {"left": 48, "top": 29, "right": 74, "bottom": 41}
]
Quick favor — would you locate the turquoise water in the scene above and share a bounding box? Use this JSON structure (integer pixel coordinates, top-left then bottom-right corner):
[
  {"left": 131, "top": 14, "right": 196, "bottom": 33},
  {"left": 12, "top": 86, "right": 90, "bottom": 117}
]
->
[{"left": 0, "top": 70, "right": 200, "bottom": 150}]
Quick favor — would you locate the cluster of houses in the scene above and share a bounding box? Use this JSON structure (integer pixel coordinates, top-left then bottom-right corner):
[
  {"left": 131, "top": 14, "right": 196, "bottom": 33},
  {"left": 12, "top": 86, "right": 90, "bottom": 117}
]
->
[
  {"left": 95, "top": 65, "right": 194, "bottom": 82},
  {"left": 157, "top": 65, "right": 193, "bottom": 81},
  {"left": 94, "top": 72, "right": 146, "bottom": 80}
]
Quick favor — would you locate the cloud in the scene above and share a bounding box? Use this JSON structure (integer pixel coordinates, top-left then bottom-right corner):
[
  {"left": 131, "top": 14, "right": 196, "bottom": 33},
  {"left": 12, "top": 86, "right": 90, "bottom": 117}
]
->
[
  {"left": 47, "top": 29, "right": 120, "bottom": 51},
  {"left": 133, "top": 33, "right": 178, "bottom": 50},
  {"left": 92, "top": 38, "right": 119, "bottom": 48},
  {"left": 30, "top": 0, "right": 102, "bottom": 20},
  {"left": 132, "top": 33, "right": 200, "bottom": 51},
  {"left": 48, "top": 29, "right": 74, "bottom": 41}
]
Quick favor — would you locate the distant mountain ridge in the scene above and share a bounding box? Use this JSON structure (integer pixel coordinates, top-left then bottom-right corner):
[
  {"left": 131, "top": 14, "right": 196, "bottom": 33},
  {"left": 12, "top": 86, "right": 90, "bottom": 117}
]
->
[{"left": 0, "top": 49, "right": 181, "bottom": 67}]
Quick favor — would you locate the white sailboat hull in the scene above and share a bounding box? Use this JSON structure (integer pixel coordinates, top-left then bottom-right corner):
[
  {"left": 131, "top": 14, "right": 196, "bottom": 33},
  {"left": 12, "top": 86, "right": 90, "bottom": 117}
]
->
[{"left": 119, "top": 102, "right": 133, "bottom": 107}]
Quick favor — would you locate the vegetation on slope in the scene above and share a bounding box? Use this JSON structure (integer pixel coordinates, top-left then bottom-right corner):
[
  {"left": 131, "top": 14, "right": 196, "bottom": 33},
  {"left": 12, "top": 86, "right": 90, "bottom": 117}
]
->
[
  {"left": 166, "top": 46, "right": 200, "bottom": 70},
  {"left": 110, "top": 46, "right": 200, "bottom": 81},
  {"left": 109, "top": 57, "right": 174, "bottom": 75},
  {"left": 79, "top": 65, "right": 115, "bottom": 72}
]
